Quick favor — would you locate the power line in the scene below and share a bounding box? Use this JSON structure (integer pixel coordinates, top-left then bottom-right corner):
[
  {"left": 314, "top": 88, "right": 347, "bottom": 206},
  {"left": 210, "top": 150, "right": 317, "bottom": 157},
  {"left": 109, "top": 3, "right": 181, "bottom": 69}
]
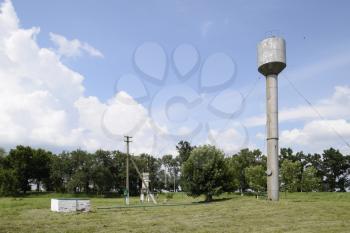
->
[
  {"left": 242, "top": 76, "right": 262, "bottom": 102},
  {"left": 206, "top": 76, "right": 261, "bottom": 153},
  {"left": 283, "top": 75, "right": 350, "bottom": 149}
]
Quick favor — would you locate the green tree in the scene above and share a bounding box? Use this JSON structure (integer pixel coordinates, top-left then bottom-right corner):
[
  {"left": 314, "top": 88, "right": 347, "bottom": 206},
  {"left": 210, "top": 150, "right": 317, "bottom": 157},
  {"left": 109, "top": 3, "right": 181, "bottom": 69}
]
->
[
  {"left": 162, "top": 154, "right": 178, "bottom": 191},
  {"left": 67, "top": 149, "right": 93, "bottom": 193},
  {"left": 67, "top": 170, "right": 87, "bottom": 193},
  {"left": 91, "top": 150, "right": 114, "bottom": 195},
  {"left": 245, "top": 165, "right": 266, "bottom": 197},
  {"left": 92, "top": 166, "right": 113, "bottom": 195},
  {"left": 32, "top": 148, "right": 52, "bottom": 191},
  {"left": 301, "top": 166, "right": 321, "bottom": 192},
  {"left": 111, "top": 151, "right": 128, "bottom": 195},
  {"left": 0, "top": 149, "right": 19, "bottom": 196},
  {"left": 8, "top": 146, "right": 35, "bottom": 193},
  {"left": 280, "top": 160, "right": 301, "bottom": 194},
  {"left": 229, "top": 148, "right": 264, "bottom": 194},
  {"left": 50, "top": 152, "right": 73, "bottom": 192},
  {"left": 280, "top": 148, "right": 312, "bottom": 192},
  {"left": 181, "top": 145, "right": 231, "bottom": 202},
  {"left": 138, "top": 153, "right": 162, "bottom": 191},
  {"left": 162, "top": 154, "right": 173, "bottom": 177},
  {"left": 305, "top": 153, "right": 324, "bottom": 190},
  {"left": 0, "top": 147, "right": 6, "bottom": 170},
  {"left": 322, "top": 148, "right": 349, "bottom": 191},
  {"left": 176, "top": 140, "right": 194, "bottom": 165},
  {"left": 149, "top": 156, "right": 163, "bottom": 191},
  {"left": 0, "top": 148, "right": 6, "bottom": 158},
  {"left": 279, "top": 148, "right": 294, "bottom": 164},
  {"left": 0, "top": 168, "right": 18, "bottom": 196},
  {"left": 128, "top": 153, "right": 161, "bottom": 195}
]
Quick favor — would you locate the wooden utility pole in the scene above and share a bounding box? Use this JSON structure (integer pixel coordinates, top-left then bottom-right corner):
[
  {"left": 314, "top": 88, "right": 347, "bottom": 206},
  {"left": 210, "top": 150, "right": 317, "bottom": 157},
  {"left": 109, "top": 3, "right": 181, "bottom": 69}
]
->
[
  {"left": 173, "top": 166, "right": 176, "bottom": 192},
  {"left": 165, "top": 169, "right": 167, "bottom": 190},
  {"left": 124, "top": 135, "right": 132, "bottom": 205}
]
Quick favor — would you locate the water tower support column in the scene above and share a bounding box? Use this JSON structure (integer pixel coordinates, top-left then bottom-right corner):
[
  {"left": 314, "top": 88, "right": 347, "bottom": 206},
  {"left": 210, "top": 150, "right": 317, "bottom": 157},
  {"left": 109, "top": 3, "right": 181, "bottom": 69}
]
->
[
  {"left": 257, "top": 36, "right": 287, "bottom": 201},
  {"left": 266, "top": 74, "right": 279, "bottom": 201}
]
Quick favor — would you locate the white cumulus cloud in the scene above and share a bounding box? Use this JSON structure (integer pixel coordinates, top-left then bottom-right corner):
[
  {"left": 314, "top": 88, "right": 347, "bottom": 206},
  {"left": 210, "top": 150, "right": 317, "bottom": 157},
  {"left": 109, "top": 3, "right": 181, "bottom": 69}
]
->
[
  {"left": 245, "top": 85, "right": 350, "bottom": 127},
  {"left": 50, "top": 32, "right": 103, "bottom": 58},
  {"left": 205, "top": 123, "right": 256, "bottom": 155},
  {"left": 248, "top": 85, "right": 350, "bottom": 153},
  {"left": 280, "top": 119, "right": 350, "bottom": 154},
  {"left": 0, "top": 0, "right": 167, "bottom": 155}
]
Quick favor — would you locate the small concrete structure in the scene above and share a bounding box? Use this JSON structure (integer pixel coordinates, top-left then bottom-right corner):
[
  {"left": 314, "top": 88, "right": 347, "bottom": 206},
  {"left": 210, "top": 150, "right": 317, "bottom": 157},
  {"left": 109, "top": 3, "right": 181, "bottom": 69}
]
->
[
  {"left": 140, "top": 172, "right": 150, "bottom": 203},
  {"left": 51, "top": 198, "right": 91, "bottom": 212},
  {"left": 139, "top": 172, "right": 157, "bottom": 204}
]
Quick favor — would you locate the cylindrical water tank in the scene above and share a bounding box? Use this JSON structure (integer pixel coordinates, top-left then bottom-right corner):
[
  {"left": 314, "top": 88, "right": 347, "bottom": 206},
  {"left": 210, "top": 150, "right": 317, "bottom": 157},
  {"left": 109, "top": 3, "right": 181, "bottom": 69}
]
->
[{"left": 257, "top": 37, "right": 286, "bottom": 76}]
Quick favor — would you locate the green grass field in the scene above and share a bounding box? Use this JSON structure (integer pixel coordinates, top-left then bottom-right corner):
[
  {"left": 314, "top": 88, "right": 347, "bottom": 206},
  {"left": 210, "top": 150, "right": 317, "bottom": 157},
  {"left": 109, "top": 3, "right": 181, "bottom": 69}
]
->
[{"left": 0, "top": 192, "right": 349, "bottom": 233}]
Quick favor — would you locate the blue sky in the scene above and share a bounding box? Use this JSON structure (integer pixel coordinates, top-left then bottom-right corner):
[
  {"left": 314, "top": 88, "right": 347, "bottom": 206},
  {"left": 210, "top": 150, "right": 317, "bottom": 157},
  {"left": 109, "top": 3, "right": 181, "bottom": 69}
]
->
[{"left": 1, "top": 0, "right": 350, "bottom": 155}]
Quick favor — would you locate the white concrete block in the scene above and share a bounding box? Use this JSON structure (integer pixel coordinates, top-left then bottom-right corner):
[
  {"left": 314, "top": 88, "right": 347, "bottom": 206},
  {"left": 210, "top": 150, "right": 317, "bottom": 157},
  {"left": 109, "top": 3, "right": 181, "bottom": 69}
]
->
[{"left": 51, "top": 199, "right": 90, "bottom": 212}]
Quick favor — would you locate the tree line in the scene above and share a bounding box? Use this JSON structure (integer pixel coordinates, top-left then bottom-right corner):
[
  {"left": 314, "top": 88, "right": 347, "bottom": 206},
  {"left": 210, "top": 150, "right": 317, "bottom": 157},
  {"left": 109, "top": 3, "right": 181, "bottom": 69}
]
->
[{"left": 0, "top": 142, "right": 349, "bottom": 199}]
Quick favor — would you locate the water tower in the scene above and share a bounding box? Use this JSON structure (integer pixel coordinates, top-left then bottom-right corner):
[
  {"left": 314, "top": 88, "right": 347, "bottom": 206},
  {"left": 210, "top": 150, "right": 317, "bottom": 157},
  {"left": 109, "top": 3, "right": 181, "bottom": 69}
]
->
[{"left": 257, "top": 37, "right": 286, "bottom": 201}]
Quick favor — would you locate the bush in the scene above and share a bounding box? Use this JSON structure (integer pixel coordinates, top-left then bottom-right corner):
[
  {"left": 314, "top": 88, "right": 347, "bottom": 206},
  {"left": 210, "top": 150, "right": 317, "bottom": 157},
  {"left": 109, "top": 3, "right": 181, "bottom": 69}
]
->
[
  {"left": 0, "top": 169, "right": 19, "bottom": 196},
  {"left": 181, "top": 145, "right": 231, "bottom": 202}
]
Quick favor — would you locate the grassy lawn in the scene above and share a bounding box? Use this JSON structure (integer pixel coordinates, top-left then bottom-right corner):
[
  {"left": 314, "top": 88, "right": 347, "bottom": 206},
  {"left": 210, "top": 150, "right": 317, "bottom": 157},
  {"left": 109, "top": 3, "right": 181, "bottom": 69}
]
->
[{"left": 0, "top": 192, "right": 349, "bottom": 233}]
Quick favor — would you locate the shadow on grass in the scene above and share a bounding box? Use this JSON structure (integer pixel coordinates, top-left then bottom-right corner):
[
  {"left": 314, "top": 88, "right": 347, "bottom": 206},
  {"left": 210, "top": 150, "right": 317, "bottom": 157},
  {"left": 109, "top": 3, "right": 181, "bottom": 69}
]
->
[
  {"left": 98, "top": 200, "right": 225, "bottom": 211},
  {"left": 197, "top": 197, "right": 232, "bottom": 204},
  {"left": 7, "top": 191, "right": 123, "bottom": 199}
]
